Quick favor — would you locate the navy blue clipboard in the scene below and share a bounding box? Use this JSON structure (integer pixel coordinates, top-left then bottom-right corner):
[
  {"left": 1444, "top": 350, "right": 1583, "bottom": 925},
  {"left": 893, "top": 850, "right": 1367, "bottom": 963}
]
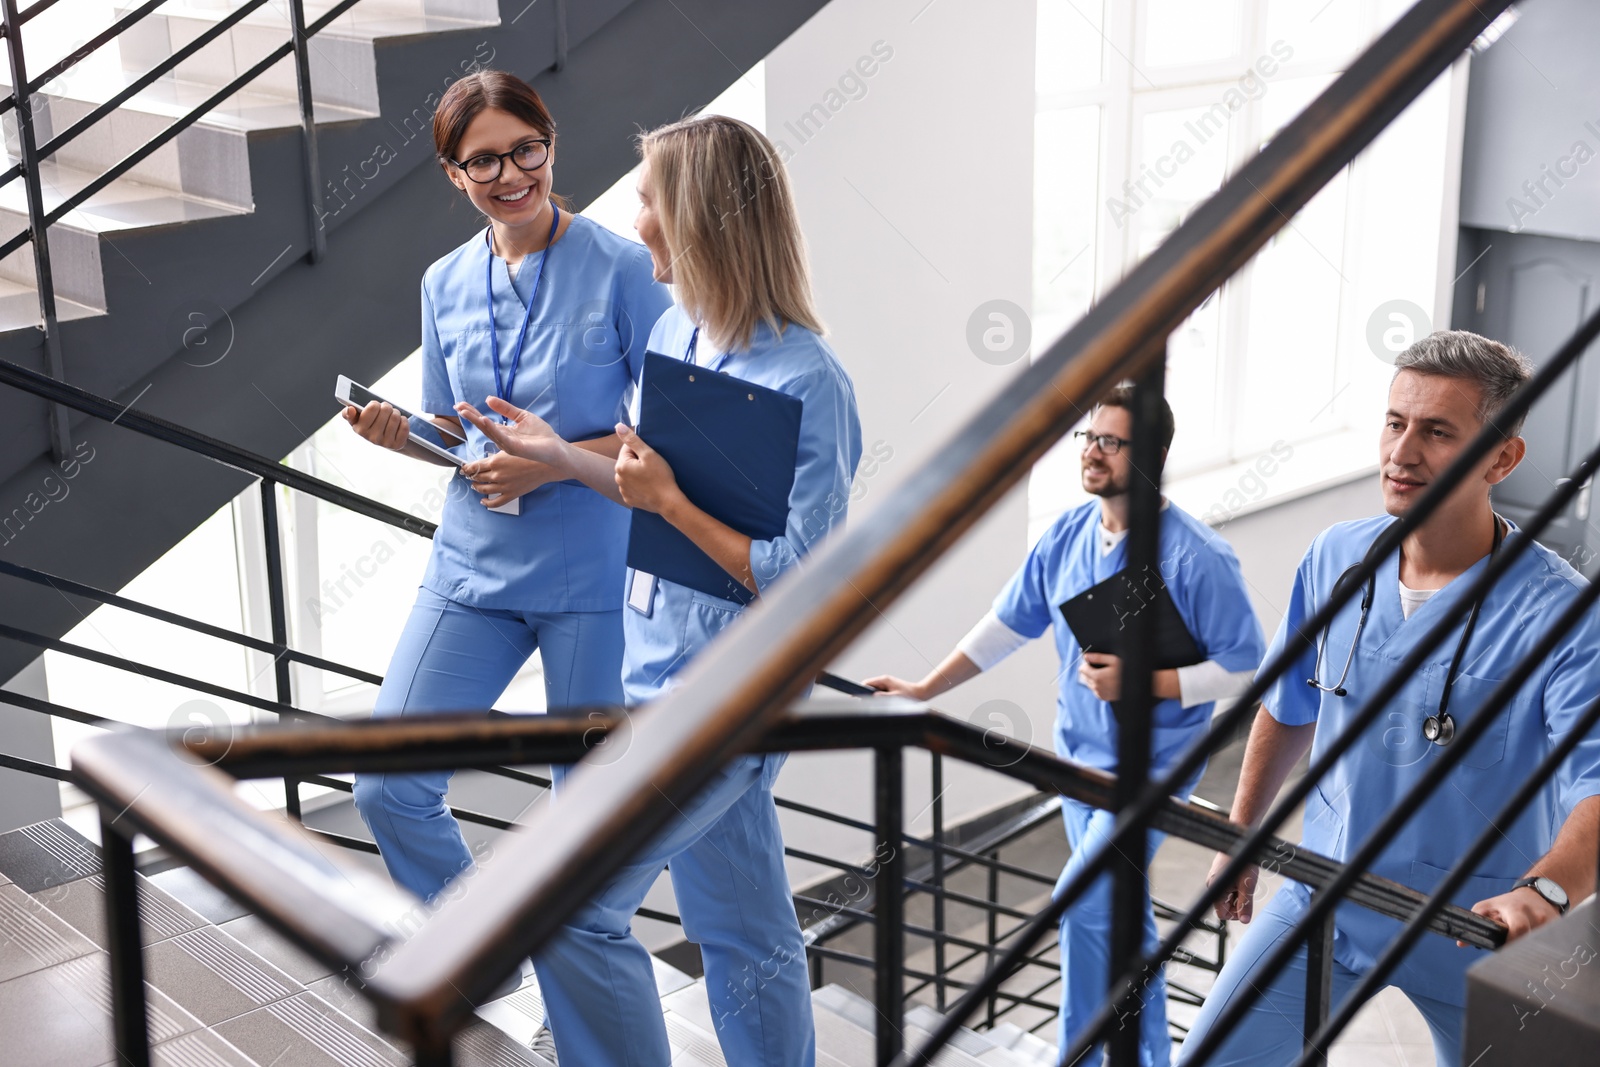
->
[{"left": 626, "top": 351, "right": 803, "bottom": 605}]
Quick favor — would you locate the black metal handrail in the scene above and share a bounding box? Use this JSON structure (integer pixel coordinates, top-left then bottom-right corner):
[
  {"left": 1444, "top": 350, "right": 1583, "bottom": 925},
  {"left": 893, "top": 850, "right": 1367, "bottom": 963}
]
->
[
  {"left": 0, "top": 556, "right": 383, "bottom": 685},
  {"left": 0, "top": 357, "right": 436, "bottom": 536},
  {"left": 68, "top": 703, "right": 1506, "bottom": 1061}
]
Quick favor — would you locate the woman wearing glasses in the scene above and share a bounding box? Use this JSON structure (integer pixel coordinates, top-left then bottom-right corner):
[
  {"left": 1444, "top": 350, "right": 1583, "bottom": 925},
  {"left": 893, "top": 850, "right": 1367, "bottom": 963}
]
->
[
  {"left": 345, "top": 72, "right": 670, "bottom": 925},
  {"left": 459, "top": 114, "right": 860, "bottom": 1065}
]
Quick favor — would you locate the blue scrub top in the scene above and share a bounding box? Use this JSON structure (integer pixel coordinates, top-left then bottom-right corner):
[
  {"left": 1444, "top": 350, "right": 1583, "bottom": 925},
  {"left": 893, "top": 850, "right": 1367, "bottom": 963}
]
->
[
  {"left": 993, "top": 500, "right": 1266, "bottom": 792},
  {"left": 621, "top": 305, "right": 863, "bottom": 706},
  {"left": 417, "top": 214, "right": 672, "bottom": 611},
  {"left": 1263, "top": 515, "right": 1600, "bottom": 1004}
]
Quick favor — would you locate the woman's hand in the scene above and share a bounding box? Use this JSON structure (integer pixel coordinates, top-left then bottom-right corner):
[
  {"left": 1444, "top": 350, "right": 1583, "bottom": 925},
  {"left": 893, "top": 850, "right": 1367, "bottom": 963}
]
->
[
  {"left": 613, "top": 423, "right": 684, "bottom": 514},
  {"left": 460, "top": 451, "right": 560, "bottom": 509},
  {"left": 454, "top": 397, "right": 567, "bottom": 467},
  {"left": 342, "top": 401, "right": 409, "bottom": 451}
]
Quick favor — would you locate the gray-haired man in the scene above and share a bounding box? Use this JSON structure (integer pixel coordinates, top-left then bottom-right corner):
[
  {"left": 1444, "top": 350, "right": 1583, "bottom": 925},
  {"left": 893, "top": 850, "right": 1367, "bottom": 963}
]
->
[{"left": 1182, "top": 331, "right": 1600, "bottom": 1066}]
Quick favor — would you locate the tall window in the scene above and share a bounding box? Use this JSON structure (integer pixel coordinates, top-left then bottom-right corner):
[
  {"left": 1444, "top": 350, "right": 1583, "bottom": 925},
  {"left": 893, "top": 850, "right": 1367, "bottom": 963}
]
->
[{"left": 1031, "top": 0, "right": 1459, "bottom": 532}]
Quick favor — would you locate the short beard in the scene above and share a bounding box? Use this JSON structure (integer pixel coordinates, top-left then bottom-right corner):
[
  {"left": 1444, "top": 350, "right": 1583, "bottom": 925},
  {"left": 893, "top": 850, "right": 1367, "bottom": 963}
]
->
[{"left": 1082, "top": 470, "right": 1129, "bottom": 499}]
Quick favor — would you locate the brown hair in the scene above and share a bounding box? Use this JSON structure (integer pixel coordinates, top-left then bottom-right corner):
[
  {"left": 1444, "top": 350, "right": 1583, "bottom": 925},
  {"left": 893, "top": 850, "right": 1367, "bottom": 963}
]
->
[
  {"left": 638, "top": 115, "right": 822, "bottom": 352},
  {"left": 1097, "top": 383, "right": 1176, "bottom": 451},
  {"left": 432, "top": 71, "right": 570, "bottom": 209}
]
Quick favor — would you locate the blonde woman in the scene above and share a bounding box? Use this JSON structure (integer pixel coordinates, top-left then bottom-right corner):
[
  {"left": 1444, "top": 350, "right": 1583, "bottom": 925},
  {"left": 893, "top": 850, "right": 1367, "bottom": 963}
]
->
[{"left": 459, "top": 114, "right": 860, "bottom": 1066}]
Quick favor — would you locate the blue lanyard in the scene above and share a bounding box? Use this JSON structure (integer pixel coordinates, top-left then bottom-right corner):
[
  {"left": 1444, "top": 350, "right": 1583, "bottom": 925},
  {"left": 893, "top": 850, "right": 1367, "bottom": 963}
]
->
[
  {"left": 485, "top": 204, "right": 560, "bottom": 410},
  {"left": 685, "top": 325, "right": 731, "bottom": 372}
]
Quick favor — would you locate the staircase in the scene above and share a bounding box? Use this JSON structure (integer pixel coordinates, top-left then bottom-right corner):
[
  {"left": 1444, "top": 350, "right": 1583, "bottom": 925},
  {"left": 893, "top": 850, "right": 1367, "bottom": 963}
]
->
[
  {"left": 0, "top": 0, "right": 831, "bottom": 688},
  {"left": 0, "top": 817, "right": 1058, "bottom": 1066}
]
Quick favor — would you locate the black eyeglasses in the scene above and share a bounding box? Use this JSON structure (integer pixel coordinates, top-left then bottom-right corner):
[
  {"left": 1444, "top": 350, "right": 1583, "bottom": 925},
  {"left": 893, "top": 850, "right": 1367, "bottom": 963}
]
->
[
  {"left": 1074, "top": 430, "right": 1134, "bottom": 455},
  {"left": 449, "top": 138, "right": 552, "bottom": 184}
]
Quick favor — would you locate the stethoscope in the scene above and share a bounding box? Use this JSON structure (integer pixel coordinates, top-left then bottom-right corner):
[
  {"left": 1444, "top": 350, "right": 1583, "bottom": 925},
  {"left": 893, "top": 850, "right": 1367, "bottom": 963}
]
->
[{"left": 1307, "top": 514, "right": 1505, "bottom": 747}]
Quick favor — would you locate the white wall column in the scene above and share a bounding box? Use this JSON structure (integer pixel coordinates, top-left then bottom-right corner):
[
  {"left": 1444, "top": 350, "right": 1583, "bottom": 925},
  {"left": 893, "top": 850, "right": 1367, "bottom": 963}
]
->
[{"left": 765, "top": 0, "right": 1054, "bottom": 864}]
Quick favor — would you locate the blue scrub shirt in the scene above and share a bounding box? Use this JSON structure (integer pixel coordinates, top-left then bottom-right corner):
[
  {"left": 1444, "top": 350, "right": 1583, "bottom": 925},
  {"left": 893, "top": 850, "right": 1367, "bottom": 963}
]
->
[
  {"left": 621, "top": 305, "right": 863, "bottom": 706},
  {"left": 1263, "top": 515, "right": 1600, "bottom": 1004},
  {"left": 993, "top": 501, "right": 1266, "bottom": 792},
  {"left": 418, "top": 214, "right": 672, "bottom": 611}
]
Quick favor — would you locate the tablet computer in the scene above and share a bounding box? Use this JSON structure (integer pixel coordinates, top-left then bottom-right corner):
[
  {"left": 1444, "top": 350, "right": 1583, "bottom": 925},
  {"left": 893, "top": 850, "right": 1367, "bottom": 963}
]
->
[{"left": 335, "top": 374, "right": 465, "bottom": 467}]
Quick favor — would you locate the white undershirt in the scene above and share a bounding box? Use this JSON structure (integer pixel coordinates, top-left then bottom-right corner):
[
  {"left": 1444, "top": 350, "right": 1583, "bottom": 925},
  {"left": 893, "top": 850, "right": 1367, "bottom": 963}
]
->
[
  {"left": 1398, "top": 581, "right": 1438, "bottom": 620},
  {"left": 1099, "top": 525, "right": 1129, "bottom": 557}
]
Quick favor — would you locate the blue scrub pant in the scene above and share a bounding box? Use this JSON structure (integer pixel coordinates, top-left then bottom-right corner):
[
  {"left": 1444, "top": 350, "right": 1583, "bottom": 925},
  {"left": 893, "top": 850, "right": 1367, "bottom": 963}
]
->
[
  {"left": 352, "top": 588, "right": 624, "bottom": 903},
  {"left": 534, "top": 752, "right": 815, "bottom": 1067},
  {"left": 1058, "top": 797, "right": 1172, "bottom": 1067},
  {"left": 1176, "top": 886, "right": 1463, "bottom": 1067}
]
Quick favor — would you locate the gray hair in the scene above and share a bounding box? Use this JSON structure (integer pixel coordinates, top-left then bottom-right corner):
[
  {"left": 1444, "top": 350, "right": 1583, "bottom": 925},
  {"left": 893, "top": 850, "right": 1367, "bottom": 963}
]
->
[{"left": 1393, "top": 330, "right": 1532, "bottom": 437}]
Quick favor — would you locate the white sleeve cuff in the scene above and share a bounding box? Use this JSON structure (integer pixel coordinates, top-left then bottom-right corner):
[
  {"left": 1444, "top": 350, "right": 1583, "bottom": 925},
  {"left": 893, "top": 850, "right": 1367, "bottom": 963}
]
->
[
  {"left": 955, "top": 610, "right": 1031, "bottom": 672},
  {"left": 1175, "top": 660, "right": 1256, "bottom": 709}
]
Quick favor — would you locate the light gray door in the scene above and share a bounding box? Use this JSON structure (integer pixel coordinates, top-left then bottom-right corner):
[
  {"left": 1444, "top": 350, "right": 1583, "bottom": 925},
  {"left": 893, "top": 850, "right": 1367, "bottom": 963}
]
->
[{"left": 1452, "top": 228, "right": 1600, "bottom": 574}]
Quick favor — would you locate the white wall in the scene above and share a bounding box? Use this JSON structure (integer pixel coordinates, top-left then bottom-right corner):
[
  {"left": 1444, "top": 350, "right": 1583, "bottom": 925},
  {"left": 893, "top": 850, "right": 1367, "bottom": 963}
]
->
[{"left": 759, "top": 0, "right": 1054, "bottom": 883}]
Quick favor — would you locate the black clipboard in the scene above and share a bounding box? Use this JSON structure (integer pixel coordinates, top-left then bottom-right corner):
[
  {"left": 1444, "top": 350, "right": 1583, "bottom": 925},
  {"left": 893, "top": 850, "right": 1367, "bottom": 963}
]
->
[{"left": 1059, "top": 568, "right": 1204, "bottom": 669}]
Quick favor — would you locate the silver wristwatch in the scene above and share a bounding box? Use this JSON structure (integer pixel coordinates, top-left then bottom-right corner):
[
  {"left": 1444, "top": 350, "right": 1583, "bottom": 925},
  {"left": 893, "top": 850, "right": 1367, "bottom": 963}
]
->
[{"left": 1512, "top": 875, "right": 1570, "bottom": 915}]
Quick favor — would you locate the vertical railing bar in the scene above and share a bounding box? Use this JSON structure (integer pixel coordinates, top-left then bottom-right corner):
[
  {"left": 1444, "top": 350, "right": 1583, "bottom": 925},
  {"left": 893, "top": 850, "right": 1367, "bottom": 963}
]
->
[
  {"left": 986, "top": 852, "right": 999, "bottom": 1029},
  {"left": 1, "top": 0, "right": 70, "bottom": 460},
  {"left": 258, "top": 478, "right": 301, "bottom": 821},
  {"left": 1303, "top": 893, "right": 1333, "bottom": 1067},
  {"left": 1106, "top": 354, "right": 1168, "bottom": 1067},
  {"left": 875, "top": 746, "right": 905, "bottom": 1065},
  {"left": 285, "top": 0, "right": 325, "bottom": 261},
  {"left": 931, "top": 751, "right": 947, "bottom": 1012},
  {"left": 101, "top": 811, "right": 151, "bottom": 1067}
]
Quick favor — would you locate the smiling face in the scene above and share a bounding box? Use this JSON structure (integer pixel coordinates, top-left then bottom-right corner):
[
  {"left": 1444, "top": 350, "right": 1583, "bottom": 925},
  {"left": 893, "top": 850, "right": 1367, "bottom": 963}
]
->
[
  {"left": 1380, "top": 369, "right": 1523, "bottom": 518},
  {"left": 634, "top": 157, "right": 672, "bottom": 283},
  {"left": 1080, "top": 404, "right": 1134, "bottom": 498},
  {"left": 444, "top": 107, "right": 555, "bottom": 237}
]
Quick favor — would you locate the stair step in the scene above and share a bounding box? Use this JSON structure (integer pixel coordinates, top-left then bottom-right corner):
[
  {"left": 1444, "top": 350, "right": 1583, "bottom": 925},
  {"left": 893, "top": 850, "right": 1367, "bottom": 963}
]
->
[
  {"left": 118, "top": 0, "right": 498, "bottom": 113},
  {"left": 211, "top": 989, "right": 407, "bottom": 1066},
  {"left": 906, "top": 1005, "right": 1040, "bottom": 1067},
  {"left": 35, "top": 870, "right": 211, "bottom": 949},
  {"left": 664, "top": 1011, "right": 727, "bottom": 1067},
  {"left": 985, "top": 1023, "right": 1060, "bottom": 1067},
  {"left": 0, "top": 815, "right": 103, "bottom": 891},
  {"left": 0, "top": 950, "right": 207, "bottom": 1065},
  {"left": 0, "top": 154, "right": 244, "bottom": 310},
  {"left": 0, "top": 881, "right": 99, "bottom": 982}
]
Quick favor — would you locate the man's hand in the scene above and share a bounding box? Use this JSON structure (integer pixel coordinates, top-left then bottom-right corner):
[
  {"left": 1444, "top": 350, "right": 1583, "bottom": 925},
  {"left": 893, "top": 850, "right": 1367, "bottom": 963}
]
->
[
  {"left": 460, "top": 452, "right": 560, "bottom": 509},
  {"left": 1464, "top": 886, "right": 1555, "bottom": 947},
  {"left": 1078, "top": 651, "right": 1122, "bottom": 702},
  {"left": 864, "top": 675, "right": 927, "bottom": 700},
  {"left": 1208, "top": 851, "right": 1259, "bottom": 923},
  {"left": 613, "top": 423, "right": 683, "bottom": 514},
  {"left": 454, "top": 398, "right": 566, "bottom": 466}
]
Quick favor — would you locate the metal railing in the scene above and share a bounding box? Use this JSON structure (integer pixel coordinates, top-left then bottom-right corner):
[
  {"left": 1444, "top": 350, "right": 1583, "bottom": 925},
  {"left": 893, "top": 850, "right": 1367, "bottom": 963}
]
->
[
  {"left": 1, "top": 0, "right": 360, "bottom": 458},
  {"left": 11, "top": 1, "right": 1596, "bottom": 1066},
  {"left": 70, "top": 703, "right": 1506, "bottom": 1066}
]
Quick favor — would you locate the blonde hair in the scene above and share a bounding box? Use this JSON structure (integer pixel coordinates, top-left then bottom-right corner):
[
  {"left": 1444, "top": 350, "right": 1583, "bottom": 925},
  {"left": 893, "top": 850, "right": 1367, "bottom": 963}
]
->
[{"left": 638, "top": 115, "right": 823, "bottom": 352}]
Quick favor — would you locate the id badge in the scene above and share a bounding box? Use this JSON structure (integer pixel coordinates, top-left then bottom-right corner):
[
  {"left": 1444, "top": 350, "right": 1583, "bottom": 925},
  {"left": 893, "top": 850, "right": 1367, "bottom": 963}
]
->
[
  {"left": 627, "top": 569, "right": 656, "bottom": 616},
  {"left": 479, "top": 441, "right": 520, "bottom": 515}
]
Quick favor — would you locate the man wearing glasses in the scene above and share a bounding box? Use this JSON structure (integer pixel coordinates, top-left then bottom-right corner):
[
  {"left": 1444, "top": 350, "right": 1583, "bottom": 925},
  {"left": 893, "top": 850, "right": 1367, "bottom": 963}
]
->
[{"left": 868, "top": 384, "right": 1265, "bottom": 1067}]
